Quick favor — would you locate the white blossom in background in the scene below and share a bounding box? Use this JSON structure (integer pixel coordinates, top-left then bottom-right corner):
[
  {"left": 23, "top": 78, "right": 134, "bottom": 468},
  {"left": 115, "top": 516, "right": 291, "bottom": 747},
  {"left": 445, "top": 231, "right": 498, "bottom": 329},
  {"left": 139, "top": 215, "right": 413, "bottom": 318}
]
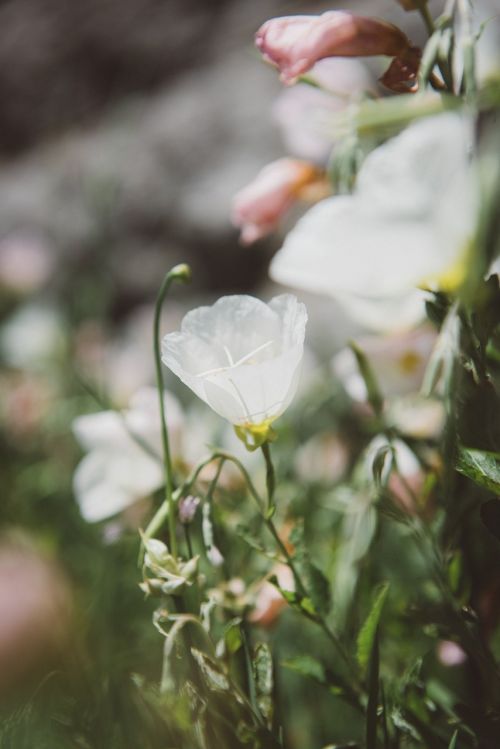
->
[
  {"left": 162, "top": 295, "right": 307, "bottom": 440},
  {"left": 332, "top": 325, "right": 437, "bottom": 402},
  {"left": 0, "top": 304, "right": 66, "bottom": 370},
  {"left": 273, "top": 58, "right": 373, "bottom": 164},
  {"left": 270, "top": 113, "right": 474, "bottom": 332},
  {"left": 72, "top": 387, "right": 183, "bottom": 522}
]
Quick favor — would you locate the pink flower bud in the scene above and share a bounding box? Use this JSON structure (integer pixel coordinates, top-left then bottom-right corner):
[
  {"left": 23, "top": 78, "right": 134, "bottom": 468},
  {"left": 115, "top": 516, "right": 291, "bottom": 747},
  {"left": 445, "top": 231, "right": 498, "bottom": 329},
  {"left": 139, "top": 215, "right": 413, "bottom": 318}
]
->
[
  {"left": 255, "top": 11, "right": 420, "bottom": 90},
  {"left": 231, "top": 158, "right": 319, "bottom": 244},
  {"left": 437, "top": 640, "right": 467, "bottom": 667}
]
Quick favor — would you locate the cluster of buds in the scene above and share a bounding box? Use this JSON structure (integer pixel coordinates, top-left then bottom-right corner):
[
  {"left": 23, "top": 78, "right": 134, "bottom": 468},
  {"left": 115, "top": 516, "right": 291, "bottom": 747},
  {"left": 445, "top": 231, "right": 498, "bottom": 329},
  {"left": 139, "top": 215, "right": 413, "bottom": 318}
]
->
[
  {"left": 140, "top": 537, "right": 199, "bottom": 597},
  {"left": 232, "top": 9, "right": 422, "bottom": 245}
]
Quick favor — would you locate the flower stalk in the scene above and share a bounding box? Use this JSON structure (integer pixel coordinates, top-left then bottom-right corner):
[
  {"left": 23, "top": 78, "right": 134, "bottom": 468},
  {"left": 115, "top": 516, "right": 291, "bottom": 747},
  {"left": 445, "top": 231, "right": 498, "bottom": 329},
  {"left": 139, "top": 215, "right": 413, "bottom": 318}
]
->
[{"left": 153, "top": 263, "right": 191, "bottom": 558}]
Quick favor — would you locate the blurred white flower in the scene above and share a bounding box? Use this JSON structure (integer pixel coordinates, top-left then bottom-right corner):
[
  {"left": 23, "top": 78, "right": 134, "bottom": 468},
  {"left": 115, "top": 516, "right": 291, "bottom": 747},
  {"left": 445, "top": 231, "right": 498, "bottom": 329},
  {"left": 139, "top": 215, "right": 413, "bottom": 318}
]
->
[
  {"left": 294, "top": 432, "right": 349, "bottom": 484},
  {"left": 387, "top": 395, "right": 445, "bottom": 440},
  {"left": 273, "top": 58, "right": 373, "bottom": 164},
  {"left": 72, "top": 387, "right": 183, "bottom": 522},
  {"left": 332, "top": 325, "right": 437, "bottom": 402},
  {"left": 162, "top": 295, "right": 307, "bottom": 440},
  {"left": 270, "top": 113, "right": 474, "bottom": 331},
  {"left": 0, "top": 304, "right": 65, "bottom": 370}
]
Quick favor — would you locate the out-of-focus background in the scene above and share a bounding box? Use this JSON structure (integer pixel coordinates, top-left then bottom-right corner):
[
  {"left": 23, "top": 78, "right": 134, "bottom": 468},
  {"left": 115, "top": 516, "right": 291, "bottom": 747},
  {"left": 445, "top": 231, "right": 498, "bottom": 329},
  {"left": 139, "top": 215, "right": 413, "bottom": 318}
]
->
[
  {"left": 0, "top": 0, "right": 438, "bottom": 300},
  {"left": 0, "top": 0, "right": 498, "bottom": 746}
]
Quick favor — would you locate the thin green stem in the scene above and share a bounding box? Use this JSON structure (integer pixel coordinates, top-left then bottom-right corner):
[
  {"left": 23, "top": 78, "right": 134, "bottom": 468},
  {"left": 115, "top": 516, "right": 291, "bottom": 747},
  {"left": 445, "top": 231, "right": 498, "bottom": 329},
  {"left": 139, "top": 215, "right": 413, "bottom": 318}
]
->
[
  {"left": 146, "top": 447, "right": 364, "bottom": 695},
  {"left": 261, "top": 442, "right": 276, "bottom": 515},
  {"left": 153, "top": 263, "right": 191, "bottom": 558},
  {"left": 183, "top": 524, "right": 193, "bottom": 558},
  {"left": 259, "top": 443, "right": 364, "bottom": 697}
]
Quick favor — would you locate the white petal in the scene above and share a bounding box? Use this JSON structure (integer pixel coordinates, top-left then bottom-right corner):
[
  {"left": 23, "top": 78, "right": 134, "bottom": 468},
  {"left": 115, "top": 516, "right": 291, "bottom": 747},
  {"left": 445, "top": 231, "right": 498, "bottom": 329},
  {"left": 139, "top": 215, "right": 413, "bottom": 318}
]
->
[
  {"left": 72, "top": 411, "right": 131, "bottom": 452},
  {"left": 270, "top": 113, "right": 473, "bottom": 331},
  {"left": 271, "top": 195, "right": 440, "bottom": 298},
  {"left": 162, "top": 294, "right": 307, "bottom": 425},
  {"left": 73, "top": 452, "right": 134, "bottom": 522},
  {"left": 73, "top": 447, "right": 164, "bottom": 522}
]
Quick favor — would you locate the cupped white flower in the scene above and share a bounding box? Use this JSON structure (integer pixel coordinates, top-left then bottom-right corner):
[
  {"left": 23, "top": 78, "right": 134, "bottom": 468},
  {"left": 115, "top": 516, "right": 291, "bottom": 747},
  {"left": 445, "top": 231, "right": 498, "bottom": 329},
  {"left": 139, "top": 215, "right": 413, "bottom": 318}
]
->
[
  {"left": 72, "top": 387, "right": 183, "bottom": 522},
  {"left": 270, "top": 112, "right": 474, "bottom": 331},
  {"left": 161, "top": 294, "right": 307, "bottom": 434}
]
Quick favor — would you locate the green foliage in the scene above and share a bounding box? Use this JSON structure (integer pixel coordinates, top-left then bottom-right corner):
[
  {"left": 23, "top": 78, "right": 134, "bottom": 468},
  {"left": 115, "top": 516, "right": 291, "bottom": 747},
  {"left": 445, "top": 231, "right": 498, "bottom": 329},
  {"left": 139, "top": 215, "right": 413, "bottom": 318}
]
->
[
  {"left": 456, "top": 447, "right": 500, "bottom": 493},
  {"left": 356, "top": 583, "right": 389, "bottom": 672}
]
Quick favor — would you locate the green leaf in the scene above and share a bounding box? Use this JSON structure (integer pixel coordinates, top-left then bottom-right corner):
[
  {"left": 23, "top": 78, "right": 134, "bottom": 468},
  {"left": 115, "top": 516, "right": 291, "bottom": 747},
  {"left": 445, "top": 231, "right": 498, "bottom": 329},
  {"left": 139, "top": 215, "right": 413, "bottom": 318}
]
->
[
  {"left": 268, "top": 575, "right": 317, "bottom": 618},
  {"left": 253, "top": 643, "right": 273, "bottom": 722},
  {"left": 448, "top": 729, "right": 458, "bottom": 749},
  {"left": 456, "top": 447, "right": 500, "bottom": 493},
  {"left": 281, "top": 655, "right": 326, "bottom": 683},
  {"left": 356, "top": 583, "right": 390, "bottom": 671},
  {"left": 224, "top": 618, "right": 243, "bottom": 655},
  {"left": 349, "top": 342, "right": 384, "bottom": 416},
  {"left": 366, "top": 629, "right": 379, "bottom": 749},
  {"left": 288, "top": 520, "right": 330, "bottom": 615},
  {"left": 235, "top": 525, "right": 277, "bottom": 561},
  {"left": 372, "top": 445, "right": 393, "bottom": 490},
  {"left": 191, "top": 648, "right": 230, "bottom": 692}
]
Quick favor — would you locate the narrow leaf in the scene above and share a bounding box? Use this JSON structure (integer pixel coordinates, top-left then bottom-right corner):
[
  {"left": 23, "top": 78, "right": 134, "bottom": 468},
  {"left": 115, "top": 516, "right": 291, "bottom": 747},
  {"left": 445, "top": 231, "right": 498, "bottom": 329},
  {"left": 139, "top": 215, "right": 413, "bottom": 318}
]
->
[
  {"left": 349, "top": 342, "right": 384, "bottom": 415},
  {"left": 191, "top": 648, "right": 230, "bottom": 692},
  {"left": 366, "top": 629, "right": 379, "bottom": 749},
  {"left": 448, "top": 729, "right": 458, "bottom": 749},
  {"left": 356, "top": 583, "right": 390, "bottom": 671},
  {"left": 253, "top": 643, "right": 274, "bottom": 722},
  {"left": 281, "top": 655, "right": 325, "bottom": 683}
]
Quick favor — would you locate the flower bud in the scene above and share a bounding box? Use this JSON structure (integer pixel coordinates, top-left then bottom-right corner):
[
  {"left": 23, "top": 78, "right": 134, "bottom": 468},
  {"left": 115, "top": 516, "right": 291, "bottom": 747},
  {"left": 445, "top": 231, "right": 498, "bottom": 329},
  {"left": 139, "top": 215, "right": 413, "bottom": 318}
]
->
[
  {"left": 179, "top": 494, "right": 201, "bottom": 525},
  {"left": 231, "top": 158, "right": 320, "bottom": 244},
  {"left": 437, "top": 640, "right": 467, "bottom": 667},
  {"left": 256, "top": 11, "right": 418, "bottom": 86}
]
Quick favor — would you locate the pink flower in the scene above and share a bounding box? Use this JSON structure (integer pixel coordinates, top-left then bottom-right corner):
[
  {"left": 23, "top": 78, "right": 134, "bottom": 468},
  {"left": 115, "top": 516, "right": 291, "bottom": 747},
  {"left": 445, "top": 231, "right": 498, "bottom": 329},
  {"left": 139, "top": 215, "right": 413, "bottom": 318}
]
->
[
  {"left": 255, "top": 11, "right": 420, "bottom": 90},
  {"left": 231, "top": 158, "right": 320, "bottom": 244},
  {"left": 437, "top": 640, "right": 467, "bottom": 667}
]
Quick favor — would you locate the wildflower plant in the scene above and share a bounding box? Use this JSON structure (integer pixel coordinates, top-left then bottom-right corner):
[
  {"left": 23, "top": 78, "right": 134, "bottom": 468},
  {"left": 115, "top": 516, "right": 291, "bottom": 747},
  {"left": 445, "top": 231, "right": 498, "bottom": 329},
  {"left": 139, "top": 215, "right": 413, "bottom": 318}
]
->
[{"left": 56, "top": 2, "right": 500, "bottom": 748}]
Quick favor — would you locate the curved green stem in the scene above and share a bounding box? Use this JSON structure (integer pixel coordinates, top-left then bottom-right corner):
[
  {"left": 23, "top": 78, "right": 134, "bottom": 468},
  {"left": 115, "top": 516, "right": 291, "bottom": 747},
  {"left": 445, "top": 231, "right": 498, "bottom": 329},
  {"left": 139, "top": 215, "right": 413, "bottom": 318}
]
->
[
  {"left": 153, "top": 263, "right": 191, "bottom": 558},
  {"left": 259, "top": 443, "right": 363, "bottom": 697},
  {"left": 144, "top": 447, "right": 363, "bottom": 695}
]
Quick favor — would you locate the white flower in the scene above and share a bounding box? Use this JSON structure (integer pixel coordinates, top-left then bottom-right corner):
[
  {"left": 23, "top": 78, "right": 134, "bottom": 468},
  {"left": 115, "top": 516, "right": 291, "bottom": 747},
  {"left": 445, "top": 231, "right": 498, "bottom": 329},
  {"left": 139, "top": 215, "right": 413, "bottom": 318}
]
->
[
  {"left": 162, "top": 295, "right": 307, "bottom": 438},
  {"left": 332, "top": 325, "right": 436, "bottom": 401},
  {"left": 270, "top": 112, "right": 474, "bottom": 331},
  {"left": 0, "top": 304, "right": 65, "bottom": 370},
  {"left": 72, "top": 387, "right": 183, "bottom": 522}
]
